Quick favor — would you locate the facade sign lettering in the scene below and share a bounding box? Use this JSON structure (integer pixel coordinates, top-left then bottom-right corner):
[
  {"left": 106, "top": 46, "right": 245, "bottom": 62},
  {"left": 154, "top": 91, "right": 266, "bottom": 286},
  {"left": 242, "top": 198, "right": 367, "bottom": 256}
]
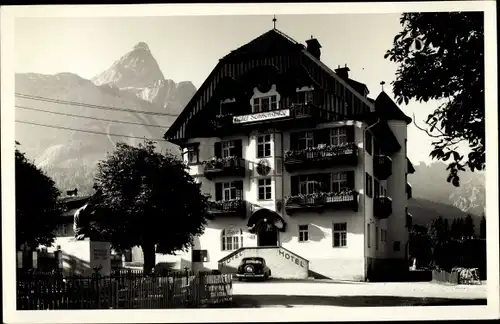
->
[
  {"left": 278, "top": 249, "right": 306, "bottom": 268},
  {"left": 233, "top": 109, "right": 290, "bottom": 124}
]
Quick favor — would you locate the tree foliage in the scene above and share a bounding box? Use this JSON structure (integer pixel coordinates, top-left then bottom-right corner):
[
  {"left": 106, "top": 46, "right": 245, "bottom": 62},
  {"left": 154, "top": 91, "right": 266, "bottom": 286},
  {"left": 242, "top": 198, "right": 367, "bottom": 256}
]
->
[
  {"left": 479, "top": 214, "right": 486, "bottom": 239},
  {"left": 385, "top": 12, "right": 485, "bottom": 187},
  {"left": 92, "top": 140, "right": 209, "bottom": 273},
  {"left": 15, "top": 141, "right": 62, "bottom": 249}
]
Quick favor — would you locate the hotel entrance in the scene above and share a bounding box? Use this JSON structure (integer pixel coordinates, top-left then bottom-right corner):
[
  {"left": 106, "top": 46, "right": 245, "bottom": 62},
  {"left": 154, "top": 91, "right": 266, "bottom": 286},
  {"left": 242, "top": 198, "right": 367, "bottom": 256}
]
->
[
  {"left": 257, "top": 223, "right": 279, "bottom": 247},
  {"left": 247, "top": 208, "right": 286, "bottom": 247}
]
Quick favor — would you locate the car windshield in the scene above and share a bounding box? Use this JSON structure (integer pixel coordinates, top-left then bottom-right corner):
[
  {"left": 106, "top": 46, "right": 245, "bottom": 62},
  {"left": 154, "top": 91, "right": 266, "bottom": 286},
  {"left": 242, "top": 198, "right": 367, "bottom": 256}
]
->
[{"left": 242, "top": 258, "right": 263, "bottom": 264}]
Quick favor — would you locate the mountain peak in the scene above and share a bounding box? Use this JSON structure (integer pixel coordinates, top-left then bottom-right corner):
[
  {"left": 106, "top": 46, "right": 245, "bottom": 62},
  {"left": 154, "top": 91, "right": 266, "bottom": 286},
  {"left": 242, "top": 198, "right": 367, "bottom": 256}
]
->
[
  {"left": 92, "top": 41, "right": 164, "bottom": 89},
  {"left": 133, "top": 42, "right": 150, "bottom": 52}
]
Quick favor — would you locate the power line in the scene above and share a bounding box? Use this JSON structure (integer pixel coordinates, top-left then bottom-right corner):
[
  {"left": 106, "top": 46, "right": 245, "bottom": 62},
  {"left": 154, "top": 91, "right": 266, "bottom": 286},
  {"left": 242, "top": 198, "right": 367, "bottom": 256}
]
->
[
  {"left": 16, "top": 120, "right": 167, "bottom": 142},
  {"left": 15, "top": 93, "right": 180, "bottom": 117},
  {"left": 16, "top": 105, "right": 171, "bottom": 128}
]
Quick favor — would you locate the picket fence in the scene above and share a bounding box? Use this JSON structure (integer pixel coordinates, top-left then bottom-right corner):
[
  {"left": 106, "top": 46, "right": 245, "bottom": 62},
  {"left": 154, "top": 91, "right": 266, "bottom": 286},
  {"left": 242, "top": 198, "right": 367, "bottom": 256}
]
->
[{"left": 17, "top": 269, "right": 233, "bottom": 310}]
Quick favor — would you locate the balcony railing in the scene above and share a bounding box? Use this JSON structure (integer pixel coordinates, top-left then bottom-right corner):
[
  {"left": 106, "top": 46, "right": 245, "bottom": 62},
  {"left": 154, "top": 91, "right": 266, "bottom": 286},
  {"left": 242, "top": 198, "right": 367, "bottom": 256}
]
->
[
  {"left": 406, "top": 182, "right": 413, "bottom": 199},
  {"left": 374, "top": 155, "right": 392, "bottom": 180},
  {"left": 374, "top": 196, "right": 392, "bottom": 220},
  {"left": 207, "top": 199, "right": 246, "bottom": 219},
  {"left": 284, "top": 190, "right": 358, "bottom": 214},
  {"left": 284, "top": 143, "right": 358, "bottom": 172},
  {"left": 203, "top": 156, "right": 246, "bottom": 179}
]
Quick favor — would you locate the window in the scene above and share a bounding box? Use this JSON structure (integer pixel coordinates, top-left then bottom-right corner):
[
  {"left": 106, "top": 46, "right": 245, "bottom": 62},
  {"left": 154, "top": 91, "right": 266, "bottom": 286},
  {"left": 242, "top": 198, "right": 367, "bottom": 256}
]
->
[
  {"left": 299, "top": 175, "right": 321, "bottom": 195},
  {"left": 366, "top": 173, "right": 373, "bottom": 198},
  {"left": 192, "top": 250, "right": 208, "bottom": 262},
  {"left": 298, "top": 131, "right": 314, "bottom": 150},
  {"left": 331, "top": 172, "right": 349, "bottom": 192},
  {"left": 222, "top": 182, "right": 238, "bottom": 201},
  {"left": 298, "top": 225, "right": 309, "bottom": 242},
  {"left": 221, "top": 141, "right": 236, "bottom": 158},
  {"left": 297, "top": 90, "right": 313, "bottom": 104},
  {"left": 258, "top": 178, "right": 272, "bottom": 200},
  {"left": 365, "top": 131, "right": 373, "bottom": 155},
  {"left": 330, "top": 127, "right": 347, "bottom": 146},
  {"left": 257, "top": 135, "right": 272, "bottom": 158},
  {"left": 333, "top": 223, "right": 347, "bottom": 247},
  {"left": 221, "top": 229, "right": 243, "bottom": 251},
  {"left": 381, "top": 229, "right": 387, "bottom": 243},
  {"left": 375, "top": 226, "right": 379, "bottom": 250},
  {"left": 393, "top": 241, "right": 401, "bottom": 252},
  {"left": 374, "top": 179, "right": 380, "bottom": 197},
  {"left": 185, "top": 145, "right": 199, "bottom": 165},
  {"left": 382, "top": 186, "right": 387, "bottom": 197},
  {"left": 253, "top": 95, "right": 278, "bottom": 113},
  {"left": 367, "top": 223, "right": 371, "bottom": 248}
]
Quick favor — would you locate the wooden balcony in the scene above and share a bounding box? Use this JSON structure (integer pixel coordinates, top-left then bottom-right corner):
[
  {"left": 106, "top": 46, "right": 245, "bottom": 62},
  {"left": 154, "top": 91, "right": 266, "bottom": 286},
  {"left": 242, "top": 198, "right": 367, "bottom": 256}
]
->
[
  {"left": 284, "top": 143, "right": 358, "bottom": 172},
  {"left": 374, "top": 155, "right": 392, "bottom": 180},
  {"left": 207, "top": 199, "right": 246, "bottom": 219},
  {"left": 285, "top": 190, "right": 358, "bottom": 215},
  {"left": 203, "top": 157, "right": 246, "bottom": 180},
  {"left": 374, "top": 196, "right": 392, "bottom": 220},
  {"left": 406, "top": 182, "right": 413, "bottom": 199}
]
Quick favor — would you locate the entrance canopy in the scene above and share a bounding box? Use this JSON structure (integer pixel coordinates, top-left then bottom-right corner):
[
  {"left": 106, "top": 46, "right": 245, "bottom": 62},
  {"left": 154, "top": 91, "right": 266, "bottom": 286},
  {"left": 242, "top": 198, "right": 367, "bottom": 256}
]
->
[{"left": 247, "top": 208, "right": 287, "bottom": 233}]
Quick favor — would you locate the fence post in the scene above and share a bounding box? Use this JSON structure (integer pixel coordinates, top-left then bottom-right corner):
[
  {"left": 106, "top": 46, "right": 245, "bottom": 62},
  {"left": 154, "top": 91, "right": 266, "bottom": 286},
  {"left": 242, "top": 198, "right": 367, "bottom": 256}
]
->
[{"left": 92, "top": 266, "right": 102, "bottom": 309}]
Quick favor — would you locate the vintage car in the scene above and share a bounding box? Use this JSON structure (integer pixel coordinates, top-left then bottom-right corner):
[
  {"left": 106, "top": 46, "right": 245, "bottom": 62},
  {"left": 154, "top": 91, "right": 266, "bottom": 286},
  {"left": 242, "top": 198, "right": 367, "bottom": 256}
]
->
[{"left": 236, "top": 257, "right": 271, "bottom": 281}]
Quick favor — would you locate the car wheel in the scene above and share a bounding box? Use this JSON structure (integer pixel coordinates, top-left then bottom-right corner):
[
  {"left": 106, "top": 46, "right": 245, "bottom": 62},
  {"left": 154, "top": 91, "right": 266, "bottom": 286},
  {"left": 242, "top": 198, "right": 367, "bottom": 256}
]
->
[
  {"left": 238, "top": 278, "right": 242, "bottom": 282},
  {"left": 264, "top": 273, "right": 269, "bottom": 281}
]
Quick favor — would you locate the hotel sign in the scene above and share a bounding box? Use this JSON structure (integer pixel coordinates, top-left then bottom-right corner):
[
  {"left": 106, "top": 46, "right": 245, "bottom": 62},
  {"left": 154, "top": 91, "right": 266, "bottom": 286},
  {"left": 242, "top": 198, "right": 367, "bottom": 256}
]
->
[{"left": 233, "top": 109, "right": 290, "bottom": 124}]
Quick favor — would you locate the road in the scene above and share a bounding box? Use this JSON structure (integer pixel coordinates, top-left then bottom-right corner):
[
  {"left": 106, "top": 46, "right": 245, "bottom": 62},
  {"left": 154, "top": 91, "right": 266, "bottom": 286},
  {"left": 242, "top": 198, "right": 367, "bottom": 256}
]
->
[{"left": 228, "top": 279, "right": 487, "bottom": 308}]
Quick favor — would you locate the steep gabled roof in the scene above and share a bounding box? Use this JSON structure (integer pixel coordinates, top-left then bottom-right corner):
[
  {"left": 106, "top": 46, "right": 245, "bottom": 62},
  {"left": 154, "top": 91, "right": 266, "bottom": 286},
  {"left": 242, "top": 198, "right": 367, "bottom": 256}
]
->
[
  {"left": 224, "top": 29, "right": 303, "bottom": 59},
  {"left": 165, "top": 28, "right": 378, "bottom": 142},
  {"left": 374, "top": 91, "right": 412, "bottom": 124}
]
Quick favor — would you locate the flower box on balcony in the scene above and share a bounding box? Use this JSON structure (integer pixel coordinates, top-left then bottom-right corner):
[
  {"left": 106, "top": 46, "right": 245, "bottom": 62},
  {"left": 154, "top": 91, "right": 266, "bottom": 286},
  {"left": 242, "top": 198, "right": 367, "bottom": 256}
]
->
[
  {"left": 284, "top": 190, "right": 358, "bottom": 214},
  {"left": 203, "top": 156, "right": 246, "bottom": 179},
  {"left": 207, "top": 199, "right": 246, "bottom": 219},
  {"left": 284, "top": 142, "right": 358, "bottom": 172}
]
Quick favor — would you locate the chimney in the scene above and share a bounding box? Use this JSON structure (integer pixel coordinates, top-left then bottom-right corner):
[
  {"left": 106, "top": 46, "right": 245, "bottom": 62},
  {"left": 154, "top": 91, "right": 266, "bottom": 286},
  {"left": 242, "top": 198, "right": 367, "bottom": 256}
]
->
[
  {"left": 335, "top": 64, "right": 350, "bottom": 80},
  {"left": 305, "top": 36, "right": 322, "bottom": 60}
]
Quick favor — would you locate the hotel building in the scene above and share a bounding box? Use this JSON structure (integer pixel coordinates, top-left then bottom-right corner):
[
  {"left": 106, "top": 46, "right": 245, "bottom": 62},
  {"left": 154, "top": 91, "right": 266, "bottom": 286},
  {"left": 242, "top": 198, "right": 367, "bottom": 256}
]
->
[{"left": 160, "top": 28, "right": 416, "bottom": 281}]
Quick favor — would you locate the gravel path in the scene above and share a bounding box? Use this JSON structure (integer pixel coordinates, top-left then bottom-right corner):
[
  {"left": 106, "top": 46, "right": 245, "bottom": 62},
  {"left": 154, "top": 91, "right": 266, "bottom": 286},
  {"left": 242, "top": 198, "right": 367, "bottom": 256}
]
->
[{"left": 232, "top": 280, "right": 487, "bottom": 300}]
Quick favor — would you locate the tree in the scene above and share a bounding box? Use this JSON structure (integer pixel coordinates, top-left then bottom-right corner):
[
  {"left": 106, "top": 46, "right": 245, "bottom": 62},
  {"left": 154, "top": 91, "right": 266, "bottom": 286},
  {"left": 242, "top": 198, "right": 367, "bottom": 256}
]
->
[
  {"left": 15, "top": 141, "right": 62, "bottom": 249},
  {"left": 92, "top": 140, "right": 210, "bottom": 273},
  {"left": 385, "top": 12, "right": 484, "bottom": 187},
  {"left": 479, "top": 214, "right": 486, "bottom": 239},
  {"left": 409, "top": 224, "right": 432, "bottom": 268},
  {"left": 463, "top": 214, "right": 476, "bottom": 238}
]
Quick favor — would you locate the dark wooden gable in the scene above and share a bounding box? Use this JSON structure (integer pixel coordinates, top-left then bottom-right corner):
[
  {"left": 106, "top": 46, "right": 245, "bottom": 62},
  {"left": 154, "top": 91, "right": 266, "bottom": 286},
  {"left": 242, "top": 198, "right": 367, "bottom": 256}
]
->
[{"left": 165, "top": 29, "right": 304, "bottom": 143}]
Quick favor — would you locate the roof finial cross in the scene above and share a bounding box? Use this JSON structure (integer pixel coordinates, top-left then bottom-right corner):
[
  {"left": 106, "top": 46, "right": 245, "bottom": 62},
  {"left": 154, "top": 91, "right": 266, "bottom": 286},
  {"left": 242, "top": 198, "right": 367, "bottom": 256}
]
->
[
  {"left": 272, "top": 15, "right": 277, "bottom": 29},
  {"left": 380, "top": 81, "right": 386, "bottom": 92}
]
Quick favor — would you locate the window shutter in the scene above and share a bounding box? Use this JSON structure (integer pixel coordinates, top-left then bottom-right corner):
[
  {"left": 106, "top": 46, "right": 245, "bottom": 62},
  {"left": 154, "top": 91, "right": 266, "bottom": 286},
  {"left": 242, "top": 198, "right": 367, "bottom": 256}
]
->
[
  {"left": 214, "top": 142, "right": 222, "bottom": 158},
  {"left": 290, "top": 132, "right": 299, "bottom": 150},
  {"left": 346, "top": 170, "right": 355, "bottom": 190},
  {"left": 315, "top": 128, "right": 330, "bottom": 146},
  {"left": 235, "top": 180, "right": 243, "bottom": 199},
  {"left": 290, "top": 176, "right": 299, "bottom": 196},
  {"left": 234, "top": 139, "right": 243, "bottom": 157},
  {"left": 346, "top": 125, "right": 355, "bottom": 143},
  {"left": 215, "top": 183, "right": 222, "bottom": 201}
]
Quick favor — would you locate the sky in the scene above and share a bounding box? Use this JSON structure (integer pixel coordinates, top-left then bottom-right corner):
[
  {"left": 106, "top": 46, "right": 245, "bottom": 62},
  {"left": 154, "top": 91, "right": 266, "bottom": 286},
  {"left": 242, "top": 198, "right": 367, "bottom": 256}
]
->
[{"left": 14, "top": 14, "right": 458, "bottom": 165}]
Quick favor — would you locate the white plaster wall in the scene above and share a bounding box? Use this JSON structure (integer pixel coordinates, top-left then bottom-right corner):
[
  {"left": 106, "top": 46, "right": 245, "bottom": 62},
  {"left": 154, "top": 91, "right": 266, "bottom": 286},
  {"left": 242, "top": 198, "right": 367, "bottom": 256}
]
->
[{"left": 386, "top": 120, "right": 409, "bottom": 260}]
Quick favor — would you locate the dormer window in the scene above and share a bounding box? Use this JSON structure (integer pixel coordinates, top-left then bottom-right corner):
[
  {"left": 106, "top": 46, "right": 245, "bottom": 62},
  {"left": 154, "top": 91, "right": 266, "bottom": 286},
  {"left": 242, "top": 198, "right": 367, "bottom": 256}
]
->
[
  {"left": 253, "top": 95, "right": 278, "bottom": 113},
  {"left": 296, "top": 86, "right": 314, "bottom": 105}
]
